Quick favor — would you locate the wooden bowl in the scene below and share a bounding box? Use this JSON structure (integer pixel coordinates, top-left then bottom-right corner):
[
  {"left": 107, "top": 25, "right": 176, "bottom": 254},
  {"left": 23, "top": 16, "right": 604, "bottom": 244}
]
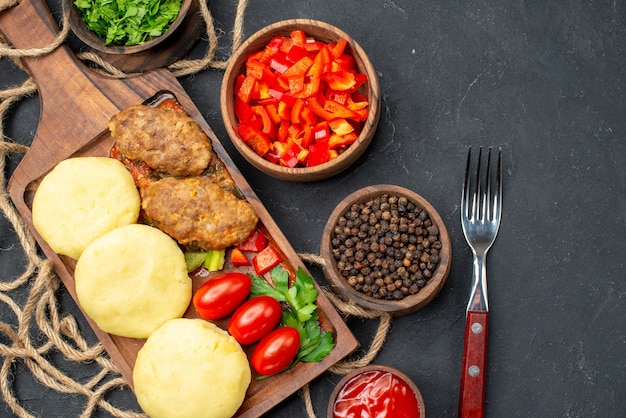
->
[
  {"left": 63, "top": 0, "right": 201, "bottom": 72},
  {"left": 328, "top": 364, "right": 426, "bottom": 417},
  {"left": 320, "top": 185, "right": 451, "bottom": 317},
  {"left": 220, "top": 19, "right": 381, "bottom": 182}
]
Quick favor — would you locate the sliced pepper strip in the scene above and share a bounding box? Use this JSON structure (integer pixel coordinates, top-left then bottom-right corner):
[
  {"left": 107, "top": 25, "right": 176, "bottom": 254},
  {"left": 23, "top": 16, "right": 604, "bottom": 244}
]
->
[
  {"left": 283, "top": 56, "right": 314, "bottom": 77},
  {"left": 237, "top": 75, "right": 257, "bottom": 104},
  {"left": 230, "top": 247, "right": 251, "bottom": 267},
  {"left": 252, "top": 245, "right": 282, "bottom": 275},
  {"left": 323, "top": 70, "right": 356, "bottom": 91},
  {"left": 323, "top": 99, "right": 360, "bottom": 120}
]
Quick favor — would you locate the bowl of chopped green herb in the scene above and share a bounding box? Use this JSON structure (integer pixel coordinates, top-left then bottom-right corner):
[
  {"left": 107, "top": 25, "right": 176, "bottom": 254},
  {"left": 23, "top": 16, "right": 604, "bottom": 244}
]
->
[{"left": 64, "top": 0, "right": 193, "bottom": 55}]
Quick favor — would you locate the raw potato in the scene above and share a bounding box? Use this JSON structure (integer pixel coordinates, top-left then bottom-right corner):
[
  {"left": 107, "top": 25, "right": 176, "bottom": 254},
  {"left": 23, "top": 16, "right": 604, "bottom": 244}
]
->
[
  {"left": 32, "top": 157, "right": 140, "bottom": 260},
  {"left": 133, "top": 318, "right": 251, "bottom": 418},
  {"left": 75, "top": 224, "right": 191, "bottom": 338}
]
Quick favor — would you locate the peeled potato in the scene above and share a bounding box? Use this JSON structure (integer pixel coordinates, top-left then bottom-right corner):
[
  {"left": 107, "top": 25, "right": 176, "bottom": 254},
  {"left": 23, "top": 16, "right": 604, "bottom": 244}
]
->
[
  {"left": 32, "top": 157, "right": 140, "bottom": 260},
  {"left": 133, "top": 318, "right": 251, "bottom": 418},
  {"left": 75, "top": 224, "right": 191, "bottom": 338}
]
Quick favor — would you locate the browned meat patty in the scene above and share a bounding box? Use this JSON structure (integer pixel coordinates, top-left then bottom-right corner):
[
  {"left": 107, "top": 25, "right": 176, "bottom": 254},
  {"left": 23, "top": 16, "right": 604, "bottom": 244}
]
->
[
  {"left": 141, "top": 177, "right": 258, "bottom": 250},
  {"left": 109, "top": 105, "right": 213, "bottom": 177}
]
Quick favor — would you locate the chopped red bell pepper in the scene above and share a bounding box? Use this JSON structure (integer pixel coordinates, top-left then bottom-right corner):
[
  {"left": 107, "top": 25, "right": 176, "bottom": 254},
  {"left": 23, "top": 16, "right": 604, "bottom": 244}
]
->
[
  {"left": 286, "top": 45, "right": 308, "bottom": 63},
  {"left": 290, "top": 30, "right": 307, "bottom": 47},
  {"left": 246, "top": 59, "right": 266, "bottom": 80},
  {"left": 237, "top": 125, "right": 272, "bottom": 156},
  {"left": 327, "top": 90, "right": 349, "bottom": 105},
  {"left": 237, "top": 74, "right": 257, "bottom": 104},
  {"left": 233, "top": 30, "right": 370, "bottom": 168},
  {"left": 291, "top": 99, "right": 305, "bottom": 124},
  {"left": 287, "top": 74, "right": 305, "bottom": 95},
  {"left": 307, "top": 141, "right": 330, "bottom": 167},
  {"left": 253, "top": 106, "right": 276, "bottom": 139},
  {"left": 323, "top": 70, "right": 356, "bottom": 91},
  {"left": 265, "top": 104, "right": 282, "bottom": 125},
  {"left": 304, "top": 39, "right": 324, "bottom": 52},
  {"left": 300, "top": 124, "right": 314, "bottom": 149},
  {"left": 300, "top": 105, "right": 318, "bottom": 126},
  {"left": 328, "top": 132, "right": 358, "bottom": 149},
  {"left": 306, "top": 96, "right": 338, "bottom": 121},
  {"left": 234, "top": 95, "right": 255, "bottom": 122},
  {"left": 323, "top": 99, "right": 360, "bottom": 120},
  {"left": 230, "top": 247, "right": 251, "bottom": 267},
  {"left": 283, "top": 56, "right": 313, "bottom": 77},
  {"left": 312, "top": 121, "right": 330, "bottom": 142},
  {"left": 237, "top": 118, "right": 263, "bottom": 131},
  {"left": 330, "top": 39, "right": 348, "bottom": 59},
  {"left": 297, "top": 148, "right": 310, "bottom": 165},
  {"left": 238, "top": 228, "right": 268, "bottom": 252},
  {"left": 264, "top": 148, "right": 280, "bottom": 164},
  {"left": 270, "top": 55, "right": 291, "bottom": 74},
  {"left": 347, "top": 91, "right": 369, "bottom": 110},
  {"left": 252, "top": 245, "right": 282, "bottom": 275},
  {"left": 262, "top": 67, "right": 281, "bottom": 90},
  {"left": 287, "top": 123, "right": 302, "bottom": 139},
  {"left": 277, "top": 120, "right": 290, "bottom": 142},
  {"left": 333, "top": 53, "right": 357, "bottom": 72},
  {"left": 329, "top": 118, "right": 355, "bottom": 136},
  {"left": 277, "top": 139, "right": 302, "bottom": 168},
  {"left": 277, "top": 100, "right": 292, "bottom": 121}
]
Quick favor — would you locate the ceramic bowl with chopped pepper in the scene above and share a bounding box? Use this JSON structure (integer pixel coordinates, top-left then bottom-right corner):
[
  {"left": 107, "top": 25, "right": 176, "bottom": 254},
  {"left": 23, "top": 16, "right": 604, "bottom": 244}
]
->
[
  {"left": 220, "top": 19, "right": 381, "bottom": 182},
  {"left": 320, "top": 184, "right": 452, "bottom": 316}
]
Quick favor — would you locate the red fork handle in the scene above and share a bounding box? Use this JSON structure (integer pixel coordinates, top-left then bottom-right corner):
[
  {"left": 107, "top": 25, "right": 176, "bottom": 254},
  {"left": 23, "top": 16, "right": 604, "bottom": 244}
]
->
[{"left": 459, "top": 310, "right": 489, "bottom": 418}]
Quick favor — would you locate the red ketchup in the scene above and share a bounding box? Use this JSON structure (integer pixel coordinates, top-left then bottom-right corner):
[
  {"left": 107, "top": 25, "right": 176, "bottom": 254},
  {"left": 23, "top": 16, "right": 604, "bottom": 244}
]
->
[{"left": 332, "top": 369, "right": 421, "bottom": 418}]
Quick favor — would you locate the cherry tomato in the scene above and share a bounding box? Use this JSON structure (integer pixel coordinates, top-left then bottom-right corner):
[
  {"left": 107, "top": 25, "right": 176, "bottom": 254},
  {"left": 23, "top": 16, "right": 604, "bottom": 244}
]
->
[
  {"left": 228, "top": 296, "right": 282, "bottom": 345},
  {"left": 193, "top": 272, "right": 251, "bottom": 320},
  {"left": 251, "top": 327, "right": 301, "bottom": 376}
]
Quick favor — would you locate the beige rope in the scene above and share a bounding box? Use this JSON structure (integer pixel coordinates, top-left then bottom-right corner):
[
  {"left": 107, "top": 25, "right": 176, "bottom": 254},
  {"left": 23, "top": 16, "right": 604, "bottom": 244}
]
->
[
  {"left": 300, "top": 384, "right": 316, "bottom": 418},
  {"left": 0, "top": 0, "right": 394, "bottom": 415}
]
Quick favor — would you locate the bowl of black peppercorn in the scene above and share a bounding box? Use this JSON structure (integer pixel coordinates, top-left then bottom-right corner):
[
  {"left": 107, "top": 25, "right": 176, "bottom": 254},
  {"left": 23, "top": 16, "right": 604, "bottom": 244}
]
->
[{"left": 320, "top": 184, "right": 451, "bottom": 316}]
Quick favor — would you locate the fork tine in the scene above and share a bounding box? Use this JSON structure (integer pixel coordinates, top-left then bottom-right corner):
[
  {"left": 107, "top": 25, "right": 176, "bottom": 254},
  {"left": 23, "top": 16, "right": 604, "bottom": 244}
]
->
[
  {"left": 494, "top": 147, "right": 502, "bottom": 221},
  {"left": 462, "top": 146, "right": 472, "bottom": 219},
  {"left": 474, "top": 146, "right": 483, "bottom": 221},
  {"left": 482, "top": 147, "right": 492, "bottom": 221}
]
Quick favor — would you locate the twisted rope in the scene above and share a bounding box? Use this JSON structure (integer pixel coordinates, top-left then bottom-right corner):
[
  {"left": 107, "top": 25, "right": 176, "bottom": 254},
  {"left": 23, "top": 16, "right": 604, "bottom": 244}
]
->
[
  {"left": 0, "top": 1, "right": 392, "bottom": 416},
  {"left": 297, "top": 254, "right": 393, "bottom": 418}
]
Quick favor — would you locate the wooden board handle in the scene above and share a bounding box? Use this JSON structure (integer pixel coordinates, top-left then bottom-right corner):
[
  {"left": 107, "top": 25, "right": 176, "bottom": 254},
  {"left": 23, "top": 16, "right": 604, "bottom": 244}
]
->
[{"left": 459, "top": 310, "right": 489, "bottom": 418}]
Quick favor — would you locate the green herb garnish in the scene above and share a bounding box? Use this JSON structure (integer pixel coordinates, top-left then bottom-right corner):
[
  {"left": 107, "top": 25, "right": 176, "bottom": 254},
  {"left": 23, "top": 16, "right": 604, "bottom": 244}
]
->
[
  {"left": 74, "top": 0, "right": 182, "bottom": 46},
  {"left": 250, "top": 266, "right": 335, "bottom": 363}
]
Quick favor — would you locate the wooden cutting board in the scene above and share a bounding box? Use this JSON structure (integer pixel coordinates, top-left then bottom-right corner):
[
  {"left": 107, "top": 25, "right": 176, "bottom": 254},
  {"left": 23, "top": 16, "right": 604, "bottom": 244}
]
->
[{"left": 0, "top": 1, "right": 359, "bottom": 416}]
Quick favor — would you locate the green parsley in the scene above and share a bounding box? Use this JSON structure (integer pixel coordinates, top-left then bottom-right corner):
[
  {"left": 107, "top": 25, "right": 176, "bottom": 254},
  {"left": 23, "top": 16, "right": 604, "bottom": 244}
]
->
[
  {"left": 74, "top": 0, "right": 182, "bottom": 46},
  {"left": 250, "top": 266, "right": 335, "bottom": 363}
]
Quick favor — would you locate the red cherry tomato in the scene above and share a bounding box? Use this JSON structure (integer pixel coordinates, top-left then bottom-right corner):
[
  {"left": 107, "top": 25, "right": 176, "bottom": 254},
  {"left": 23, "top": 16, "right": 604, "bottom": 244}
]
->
[
  {"left": 193, "top": 272, "right": 251, "bottom": 320},
  {"left": 251, "top": 327, "right": 301, "bottom": 376},
  {"left": 228, "top": 296, "right": 282, "bottom": 345}
]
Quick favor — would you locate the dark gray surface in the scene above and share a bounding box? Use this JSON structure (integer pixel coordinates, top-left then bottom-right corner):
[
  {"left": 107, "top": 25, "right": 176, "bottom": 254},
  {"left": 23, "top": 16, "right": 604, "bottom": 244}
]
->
[{"left": 1, "top": 0, "right": 625, "bottom": 416}]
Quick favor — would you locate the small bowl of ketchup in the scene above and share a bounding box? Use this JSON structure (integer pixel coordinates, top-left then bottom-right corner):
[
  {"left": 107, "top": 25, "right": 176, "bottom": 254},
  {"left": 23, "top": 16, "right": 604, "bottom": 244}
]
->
[{"left": 328, "top": 364, "right": 426, "bottom": 417}]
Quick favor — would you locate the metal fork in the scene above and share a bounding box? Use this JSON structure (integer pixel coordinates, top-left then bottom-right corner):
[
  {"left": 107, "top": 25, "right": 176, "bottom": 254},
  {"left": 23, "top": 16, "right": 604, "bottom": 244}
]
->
[{"left": 458, "top": 146, "right": 502, "bottom": 418}]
